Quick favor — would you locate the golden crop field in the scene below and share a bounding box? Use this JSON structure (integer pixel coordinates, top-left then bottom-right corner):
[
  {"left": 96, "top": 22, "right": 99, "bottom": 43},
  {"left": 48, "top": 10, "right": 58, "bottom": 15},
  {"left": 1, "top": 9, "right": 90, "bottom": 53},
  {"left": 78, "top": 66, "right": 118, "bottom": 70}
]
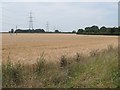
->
[{"left": 2, "top": 33, "right": 118, "bottom": 64}]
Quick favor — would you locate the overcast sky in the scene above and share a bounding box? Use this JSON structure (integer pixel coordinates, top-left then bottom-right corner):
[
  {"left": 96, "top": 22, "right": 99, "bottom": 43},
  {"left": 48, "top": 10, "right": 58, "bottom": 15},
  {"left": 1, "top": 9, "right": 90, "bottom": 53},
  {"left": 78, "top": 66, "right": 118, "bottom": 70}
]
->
[{"left": 0, "top": 0, "right": 119, "bottom": 32}]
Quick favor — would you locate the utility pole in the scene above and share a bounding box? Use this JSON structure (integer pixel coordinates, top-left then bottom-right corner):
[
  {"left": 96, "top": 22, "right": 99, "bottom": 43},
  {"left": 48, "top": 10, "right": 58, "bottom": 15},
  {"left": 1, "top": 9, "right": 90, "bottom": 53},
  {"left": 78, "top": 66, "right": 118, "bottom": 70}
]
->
[
  {"left": 16, "top": 25, "right": 17, "bottom": 30},
  {"left": 16, "top": 25, "right": 17, "bottom": 35},
  {"left": 29, "top": 12, "right": 33, "bottom": 30},
  {"left": 46, "top": 21, "right": 49, "bottom": 32}
]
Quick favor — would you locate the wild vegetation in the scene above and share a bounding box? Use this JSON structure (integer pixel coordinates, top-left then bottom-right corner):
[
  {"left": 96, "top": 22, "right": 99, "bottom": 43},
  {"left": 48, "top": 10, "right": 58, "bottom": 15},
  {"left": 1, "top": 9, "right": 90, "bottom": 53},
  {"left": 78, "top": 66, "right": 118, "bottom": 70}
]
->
[{"left": 2, "top": 45, "right": 119, "bottom": 88}]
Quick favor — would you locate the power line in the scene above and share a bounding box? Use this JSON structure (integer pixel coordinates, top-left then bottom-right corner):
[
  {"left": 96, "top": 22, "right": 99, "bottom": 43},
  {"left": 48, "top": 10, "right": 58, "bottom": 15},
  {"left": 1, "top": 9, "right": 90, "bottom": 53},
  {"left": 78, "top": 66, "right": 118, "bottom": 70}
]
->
[
  {"left": 16, "top": 25, "right": 17, "bottom": 30},
  {"left": 46, "top": 21, "right": 49, "bottom": 32},
  {"left": 29, "top": 12, "right": 34, "bottom": 30}
]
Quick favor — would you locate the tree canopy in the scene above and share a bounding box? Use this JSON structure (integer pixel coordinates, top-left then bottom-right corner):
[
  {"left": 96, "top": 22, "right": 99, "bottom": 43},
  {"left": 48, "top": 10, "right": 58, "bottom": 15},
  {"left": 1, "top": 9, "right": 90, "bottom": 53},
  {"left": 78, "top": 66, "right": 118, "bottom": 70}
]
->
[{"left": 77, "top": 25, "right": 119, "bottom": 35}]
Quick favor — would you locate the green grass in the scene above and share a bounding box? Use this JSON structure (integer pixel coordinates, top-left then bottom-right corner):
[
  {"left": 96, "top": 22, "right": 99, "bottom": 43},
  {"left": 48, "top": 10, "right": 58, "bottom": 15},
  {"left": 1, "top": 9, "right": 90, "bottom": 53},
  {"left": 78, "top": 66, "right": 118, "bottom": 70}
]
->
[
  {"left": 2, "top": 45, "right": 119, "bottom": 88},
  {"left": 0, "top": 68, "right": 1, "bottom": 81}
]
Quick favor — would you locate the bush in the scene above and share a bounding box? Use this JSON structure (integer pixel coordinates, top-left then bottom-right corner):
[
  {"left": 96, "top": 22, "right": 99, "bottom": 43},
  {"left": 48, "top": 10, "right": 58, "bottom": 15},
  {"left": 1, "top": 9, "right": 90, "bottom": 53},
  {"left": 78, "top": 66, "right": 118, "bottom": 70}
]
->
[
  {"left": 3, "top": 60, "right": 24, "bottom": 87},
  {"left": 59, "top": 55, "right": 67, "bottom": 68},
  {"left": 34, "top": 53, "right": 46, "bottom": 75},
  {"left": 90, "top": 49, "right": 99, "bottom": 57}
]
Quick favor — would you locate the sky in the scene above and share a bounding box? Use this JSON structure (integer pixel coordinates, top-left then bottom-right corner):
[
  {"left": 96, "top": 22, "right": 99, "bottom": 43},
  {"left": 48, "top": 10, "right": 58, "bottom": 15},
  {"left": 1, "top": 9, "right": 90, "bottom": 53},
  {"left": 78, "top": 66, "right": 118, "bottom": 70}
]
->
[{"left": 0, "top": 0, "right": 119, "bottom": 32}]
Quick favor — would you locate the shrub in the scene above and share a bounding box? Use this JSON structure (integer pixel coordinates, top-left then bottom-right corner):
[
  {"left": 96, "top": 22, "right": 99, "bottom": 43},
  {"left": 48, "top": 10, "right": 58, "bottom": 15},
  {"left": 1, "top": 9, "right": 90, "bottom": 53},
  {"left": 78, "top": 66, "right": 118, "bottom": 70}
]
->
[
  {"left": 34, "top": 53, "right": 46, "bottom": 75},
  {"left": 90, "top": 49, "right": 99, "bottom": 57},
  {"left": 59, "top": 55, "right": 67, "bottom": 68},
  {"left": 3, "top": 60, "right": 24, "bottom": 87}
]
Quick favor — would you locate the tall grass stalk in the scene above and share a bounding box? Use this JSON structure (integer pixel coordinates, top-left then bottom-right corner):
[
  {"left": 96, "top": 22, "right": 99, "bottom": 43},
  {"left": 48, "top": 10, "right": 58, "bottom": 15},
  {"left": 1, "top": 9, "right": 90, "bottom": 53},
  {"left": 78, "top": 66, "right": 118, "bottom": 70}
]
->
[{"left": 2, "top": 46, "right": 119, "bottom": 88}]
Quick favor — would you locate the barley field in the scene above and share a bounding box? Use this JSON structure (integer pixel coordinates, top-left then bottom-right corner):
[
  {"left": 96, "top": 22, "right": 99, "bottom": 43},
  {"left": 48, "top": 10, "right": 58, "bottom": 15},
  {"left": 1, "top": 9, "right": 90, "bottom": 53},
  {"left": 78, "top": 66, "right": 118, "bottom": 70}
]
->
[
  {"left": 2, "top": 33, "right": 118, "bottom": 64},
  {"left": 2, "top": 33, "right": 119, "bottom": 88}
]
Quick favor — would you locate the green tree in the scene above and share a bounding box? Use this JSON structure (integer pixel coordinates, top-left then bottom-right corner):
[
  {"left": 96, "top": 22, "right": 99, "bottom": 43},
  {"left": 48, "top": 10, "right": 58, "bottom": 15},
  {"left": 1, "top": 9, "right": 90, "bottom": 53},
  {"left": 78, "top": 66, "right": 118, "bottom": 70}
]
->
[
  {"left": 77, "top": 29, "right": 84, "bottom": 34},
  {"left": 100, "top": 26, "right": 106, "bottom": 32},
  {"left": 11, "top": 29, "right": 14, "bottom": 33},
  {"left": 55, "top": 30, "right": 60, "bottom": 33},
  {"left": 72, "top": 30, "right": 76, "bottom": 33},
  {"left": 91, "top": 25, "right": 99, "bottom": 33},
  {"left": 85, "top": 27, "right": 91, "bottom": 32}
]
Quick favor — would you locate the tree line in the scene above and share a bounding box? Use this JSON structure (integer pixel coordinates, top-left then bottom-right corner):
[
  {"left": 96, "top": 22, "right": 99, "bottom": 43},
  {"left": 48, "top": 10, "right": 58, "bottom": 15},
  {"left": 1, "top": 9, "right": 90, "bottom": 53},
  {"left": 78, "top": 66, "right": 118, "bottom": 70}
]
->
[
  {"left": 10, "top": 29, "right": 73, "bottom": 34},
  {"left": 77, "top": 25, "right": 120, "bottom": 35},
  {"left": 13, "top": 29, "right": 45, "bottom": 33},
  {"left": 9, "top": 25, "right": 120, "bottom": 35}
]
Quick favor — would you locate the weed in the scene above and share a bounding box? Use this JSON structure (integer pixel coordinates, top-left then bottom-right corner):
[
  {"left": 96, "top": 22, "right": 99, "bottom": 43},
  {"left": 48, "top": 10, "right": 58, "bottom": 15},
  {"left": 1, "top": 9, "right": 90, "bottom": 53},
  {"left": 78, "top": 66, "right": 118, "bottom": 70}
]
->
[
  {"left": 34, "top": 52, "right": 46, "bottom": 75},
  {"left": 2, "top": 46, "right": 118, "bottom": 88},
  {"left": 90, "top": 49, "right": 99, "bottom": 57},
  {"left": 3, "top": 59, "right": 24, "bottom": 87},
  {"left": 59, "top": 55, "right": 67, "bottom": 68}
]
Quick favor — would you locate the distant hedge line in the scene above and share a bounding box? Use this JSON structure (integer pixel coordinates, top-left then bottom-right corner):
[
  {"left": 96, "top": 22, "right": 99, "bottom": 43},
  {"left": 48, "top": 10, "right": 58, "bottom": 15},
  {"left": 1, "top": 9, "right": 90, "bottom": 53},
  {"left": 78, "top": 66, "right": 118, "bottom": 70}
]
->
[
  {"left": 76, "top": 26, "right": 120, "bottom": 35},
  {"left": 10, "top": 25, "right": 120, "bottom": 35},
  {"left": 14, "top": 29, "right": 45, "bottom": 33}
]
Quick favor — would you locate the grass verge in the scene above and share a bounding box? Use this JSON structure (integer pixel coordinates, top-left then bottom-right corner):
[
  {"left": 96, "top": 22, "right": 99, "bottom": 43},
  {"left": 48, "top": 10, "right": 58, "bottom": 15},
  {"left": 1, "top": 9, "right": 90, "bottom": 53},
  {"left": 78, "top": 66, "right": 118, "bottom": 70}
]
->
[{"left": 2, "top": 45, "right": 119, "bottom": 88}]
